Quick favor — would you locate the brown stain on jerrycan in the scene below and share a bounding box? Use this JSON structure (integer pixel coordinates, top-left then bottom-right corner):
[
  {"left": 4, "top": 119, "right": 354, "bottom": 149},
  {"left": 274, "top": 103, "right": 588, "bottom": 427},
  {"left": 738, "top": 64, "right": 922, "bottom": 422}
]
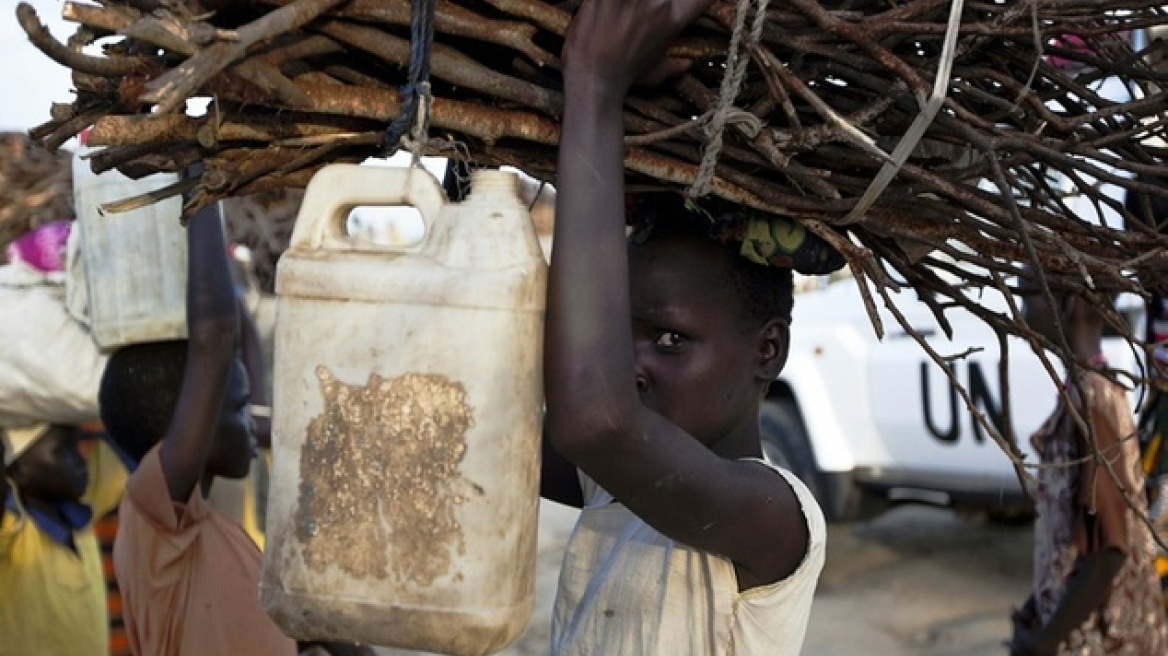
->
[{"left": 295, "top": 365, "right": 475, "bottom": 586}]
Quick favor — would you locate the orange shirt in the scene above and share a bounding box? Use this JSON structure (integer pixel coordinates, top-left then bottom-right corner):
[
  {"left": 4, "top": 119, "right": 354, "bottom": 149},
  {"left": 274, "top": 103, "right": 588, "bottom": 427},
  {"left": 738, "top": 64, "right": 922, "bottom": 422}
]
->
[{"left": 113, "top": 446, "right": 295, "bottom": 656}]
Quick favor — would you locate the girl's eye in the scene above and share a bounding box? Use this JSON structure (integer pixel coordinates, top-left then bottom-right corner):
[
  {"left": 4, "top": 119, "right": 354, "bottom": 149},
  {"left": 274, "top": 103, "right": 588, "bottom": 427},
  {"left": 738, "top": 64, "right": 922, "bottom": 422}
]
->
[{"left": 654, "top": 331, "right": 687, "bottom": 348}]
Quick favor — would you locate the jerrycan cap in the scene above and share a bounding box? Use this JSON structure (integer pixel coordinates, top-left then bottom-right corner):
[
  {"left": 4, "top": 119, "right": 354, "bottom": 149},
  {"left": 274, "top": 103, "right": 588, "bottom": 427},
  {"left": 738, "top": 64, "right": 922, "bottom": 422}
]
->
[{"left": 466, "top": 170, "right": 522, "bottom": 203}]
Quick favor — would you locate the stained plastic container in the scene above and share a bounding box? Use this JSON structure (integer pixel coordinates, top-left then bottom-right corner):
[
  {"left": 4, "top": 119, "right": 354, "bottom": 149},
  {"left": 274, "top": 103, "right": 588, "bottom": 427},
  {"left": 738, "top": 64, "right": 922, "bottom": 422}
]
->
[
  {"left": 261, "top": 165, "right": 546, "bottom": 655},
  {"left": 72, "top": 151, "right": 187, "bottom": 349}
]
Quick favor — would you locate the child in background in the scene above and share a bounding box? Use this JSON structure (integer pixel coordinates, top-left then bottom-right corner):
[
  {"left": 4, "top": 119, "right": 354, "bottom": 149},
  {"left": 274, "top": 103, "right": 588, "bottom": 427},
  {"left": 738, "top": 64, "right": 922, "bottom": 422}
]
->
[
  {"left": 98, "top": 193, "right": 370, "bottom": 656},
  {"left": 2, "top": 214, "right": 131, "bottom": 656},
  {"left": 1, "top": 423, "right": 120, "bottom": 656},
  {"left": 1009, "top": 278, "right": 1168, "bottom": 654},
  {"left": 98, "top": 194, "right": 297, "bottom": 656},
  {"left": 541, "top": 1, "right": 829, "bottom": 653}
]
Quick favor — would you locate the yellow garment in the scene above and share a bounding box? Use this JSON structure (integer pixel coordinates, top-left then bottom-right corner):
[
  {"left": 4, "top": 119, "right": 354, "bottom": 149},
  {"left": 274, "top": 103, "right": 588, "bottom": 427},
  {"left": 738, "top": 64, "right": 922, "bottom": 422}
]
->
[
  {"left": 0, "top": 489, "right": 109, "bottom": 656},
  {"left": 246, "top": 449, "right": 272, "bottom": 549},
  {"left": 0, "top": 439, "right": 128, "bottom": 656},
  {"left": 83, "top": 440, "right": 130, "bottom": 519}
]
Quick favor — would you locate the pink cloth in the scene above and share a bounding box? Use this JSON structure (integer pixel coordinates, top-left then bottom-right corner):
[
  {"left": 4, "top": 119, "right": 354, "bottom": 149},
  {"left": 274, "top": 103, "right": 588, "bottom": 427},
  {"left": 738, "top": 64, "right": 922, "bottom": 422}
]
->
[
  {"left": 1046, "top": 34, "right": 1092, "bottom": 69},
  {"left": 6, "top": 221, "right": 72, "bottom": 273}
]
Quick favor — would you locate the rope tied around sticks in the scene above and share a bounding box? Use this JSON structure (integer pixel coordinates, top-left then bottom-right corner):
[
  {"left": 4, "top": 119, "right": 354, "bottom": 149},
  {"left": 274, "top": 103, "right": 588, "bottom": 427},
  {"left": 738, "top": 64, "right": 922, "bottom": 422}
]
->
[
  {"left": 382, "top": 0, "right": 437, "bottom": 163},
  {"left": 688, "top": 0, "right": 770, "bottom": 198}
]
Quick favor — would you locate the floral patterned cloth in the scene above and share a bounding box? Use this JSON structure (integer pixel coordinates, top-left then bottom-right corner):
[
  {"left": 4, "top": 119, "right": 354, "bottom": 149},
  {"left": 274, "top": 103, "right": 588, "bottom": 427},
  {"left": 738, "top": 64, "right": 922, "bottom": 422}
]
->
[{"left": 1030, "top": 372, "right": 1168, "bottom": 654}]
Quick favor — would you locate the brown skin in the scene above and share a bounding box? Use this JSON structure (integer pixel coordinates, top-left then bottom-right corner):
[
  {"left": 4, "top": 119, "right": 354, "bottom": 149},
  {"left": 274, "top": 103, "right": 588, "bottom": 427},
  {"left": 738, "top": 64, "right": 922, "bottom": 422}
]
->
[
  {"left": 158, "top": 192, "right": 254, "bottom": 504},
  {"left": 544, "top": 0, "right": 807, "bottom": 592},
  {"left": 2, "top": 426, "right": 89, "bottom": 529},
  {"left": 629, "top": 234, "right": 788, "bottom": 448},
  {"left": 1010, "top": 285, "right": 1127, "bottom": 656}
]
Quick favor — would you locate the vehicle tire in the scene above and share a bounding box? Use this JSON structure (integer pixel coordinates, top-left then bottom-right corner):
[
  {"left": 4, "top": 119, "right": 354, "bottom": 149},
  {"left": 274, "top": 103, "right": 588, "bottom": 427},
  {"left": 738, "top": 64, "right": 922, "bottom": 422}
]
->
[
  {"left": 760, "top": 398, "right": 890, "bottom": 522},
  {"left": 760, "top": 398, "right": 826, "bottom": 504},
  {"left": 983, "top": 504, "right": 1036, "bottom": 526}
]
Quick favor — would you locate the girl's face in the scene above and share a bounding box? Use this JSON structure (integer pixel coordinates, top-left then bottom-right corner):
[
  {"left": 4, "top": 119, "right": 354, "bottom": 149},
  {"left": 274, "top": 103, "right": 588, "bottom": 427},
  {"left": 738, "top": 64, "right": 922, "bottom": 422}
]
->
[
  {"left": 628, "top": 234, "right": 778, "bottom": 446},
  {"left": 206, "top": 359, "right": 256, "bottom": 480},
  {"left": 9, "top": 427, "right": 89, "bottom": 502}
]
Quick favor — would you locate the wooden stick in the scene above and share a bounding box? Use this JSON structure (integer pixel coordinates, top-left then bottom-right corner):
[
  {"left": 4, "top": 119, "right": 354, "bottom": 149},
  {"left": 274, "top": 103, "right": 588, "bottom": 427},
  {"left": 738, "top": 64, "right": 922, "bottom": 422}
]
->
[
  {"left": 140, "top": 0, "right": 352, "bottom": 113},
  {"left": 18, "top": 2, "right": 146, "bottom": 76}
]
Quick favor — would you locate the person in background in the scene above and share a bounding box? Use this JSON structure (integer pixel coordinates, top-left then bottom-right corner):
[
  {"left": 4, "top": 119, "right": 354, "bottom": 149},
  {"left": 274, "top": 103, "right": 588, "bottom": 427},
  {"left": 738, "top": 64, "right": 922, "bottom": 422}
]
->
[
  {"left": 3, "top": 218, "right": 132, "bottom": 655},
  {"left": 1, "top": 422, "right": 122, "bottom": 656},
  {"left": 98, "top": 185, "right": 370, "bottom": 656},
  {"left": 1010, "top": 275, "right": 1168, "bottom": 654},
  {"left": 1123, "top": 177, "right": 1168, "bottom": 589}
]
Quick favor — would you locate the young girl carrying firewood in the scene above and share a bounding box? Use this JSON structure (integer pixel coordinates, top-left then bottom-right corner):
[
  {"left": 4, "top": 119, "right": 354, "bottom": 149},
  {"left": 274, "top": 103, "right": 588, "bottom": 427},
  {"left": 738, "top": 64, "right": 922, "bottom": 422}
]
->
[{"left": 540, "top": 1, "right": 840, "bottom": 653}]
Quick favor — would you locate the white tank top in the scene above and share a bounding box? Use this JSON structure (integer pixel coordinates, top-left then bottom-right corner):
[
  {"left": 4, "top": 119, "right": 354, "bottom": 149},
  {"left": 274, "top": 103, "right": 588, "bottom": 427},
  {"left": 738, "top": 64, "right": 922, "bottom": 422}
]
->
[{"left": 550, "top": 460, "right": 826, "bottom": 655}]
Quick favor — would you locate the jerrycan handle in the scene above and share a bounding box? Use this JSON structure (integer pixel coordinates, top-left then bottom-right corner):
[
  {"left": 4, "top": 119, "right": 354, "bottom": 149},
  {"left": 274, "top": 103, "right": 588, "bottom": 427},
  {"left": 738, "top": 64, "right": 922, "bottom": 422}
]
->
[{"left": 288, "top": 164, "right": 447, "bottom": 251}]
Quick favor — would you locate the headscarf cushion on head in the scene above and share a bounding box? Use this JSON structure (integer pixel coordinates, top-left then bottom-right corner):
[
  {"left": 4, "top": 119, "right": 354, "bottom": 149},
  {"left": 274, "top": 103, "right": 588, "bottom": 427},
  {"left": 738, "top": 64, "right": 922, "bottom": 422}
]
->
[
  {"left": 627, "top": 192, "right": 847, "bottom": 276},
  {"left": 734, "top": 213, "right": 846, "bottom": 275}
]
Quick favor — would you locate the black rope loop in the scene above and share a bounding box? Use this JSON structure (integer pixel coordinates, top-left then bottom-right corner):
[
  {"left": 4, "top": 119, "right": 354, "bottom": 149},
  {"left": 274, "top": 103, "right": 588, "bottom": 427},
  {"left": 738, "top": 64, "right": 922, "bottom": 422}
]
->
[{"left": 381, "top": 0, "right": 437, "bottom": 157}]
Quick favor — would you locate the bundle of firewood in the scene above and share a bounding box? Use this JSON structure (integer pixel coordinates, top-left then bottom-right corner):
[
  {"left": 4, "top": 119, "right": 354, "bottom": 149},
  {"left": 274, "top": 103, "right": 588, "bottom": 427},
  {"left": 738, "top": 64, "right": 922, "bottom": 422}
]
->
[
  {"left": 0, "top": 132, "right": 73, "bottom": 254},
  {"left": 18, "top": 1, "right": 1168, "bottom": 345}
]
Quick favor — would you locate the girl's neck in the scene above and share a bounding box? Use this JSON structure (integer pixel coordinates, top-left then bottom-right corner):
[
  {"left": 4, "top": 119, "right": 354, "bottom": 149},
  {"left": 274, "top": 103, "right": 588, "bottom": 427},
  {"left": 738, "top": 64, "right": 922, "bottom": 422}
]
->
[{"left": 709, "top": 417, "right": 764, "bottom": 460}]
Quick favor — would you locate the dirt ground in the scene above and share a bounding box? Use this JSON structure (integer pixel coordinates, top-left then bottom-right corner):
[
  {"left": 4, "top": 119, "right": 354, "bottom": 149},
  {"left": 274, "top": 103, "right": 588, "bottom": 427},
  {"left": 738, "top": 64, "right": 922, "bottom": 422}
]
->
[
  {"left": 376, "top": 501, "right": 1033, "bottom": 656},
  {"left": 802, "top": 505, "right": 1033, "bottom": 656}
]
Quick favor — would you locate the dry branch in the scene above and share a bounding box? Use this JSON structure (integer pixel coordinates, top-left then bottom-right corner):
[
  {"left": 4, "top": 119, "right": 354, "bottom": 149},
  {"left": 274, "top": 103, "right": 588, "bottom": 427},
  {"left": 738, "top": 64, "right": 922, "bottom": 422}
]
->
[
  {"left": 18, "top": 0, "right": 1168, "bottom": 540},
  {"left": 16, "top": 0, "right": 1168, "bottom": 364}
]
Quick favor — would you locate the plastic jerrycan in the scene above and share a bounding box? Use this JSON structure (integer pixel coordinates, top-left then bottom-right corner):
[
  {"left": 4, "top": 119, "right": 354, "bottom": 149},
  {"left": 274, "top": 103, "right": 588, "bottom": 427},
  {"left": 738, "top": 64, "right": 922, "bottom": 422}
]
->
[
  {"left": 72, "top": 152, "right": 187, "bottom": 349},
  {"left": 261, "top": 164, "right": 547, "bottom": 655}
]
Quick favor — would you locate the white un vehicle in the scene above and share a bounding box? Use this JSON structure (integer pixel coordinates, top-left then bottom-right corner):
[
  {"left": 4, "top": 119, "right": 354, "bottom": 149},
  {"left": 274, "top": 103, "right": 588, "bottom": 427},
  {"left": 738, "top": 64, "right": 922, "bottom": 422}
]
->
[{"left": 764, "top": 279, "right": 1145, "bottom": 522}]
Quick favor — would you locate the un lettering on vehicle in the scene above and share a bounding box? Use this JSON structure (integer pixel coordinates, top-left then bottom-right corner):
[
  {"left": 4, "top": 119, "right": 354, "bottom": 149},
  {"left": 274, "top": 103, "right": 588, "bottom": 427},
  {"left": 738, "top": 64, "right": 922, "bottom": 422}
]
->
[{"left": 920, "top": 360, "right": 1004, "bottom": 445}]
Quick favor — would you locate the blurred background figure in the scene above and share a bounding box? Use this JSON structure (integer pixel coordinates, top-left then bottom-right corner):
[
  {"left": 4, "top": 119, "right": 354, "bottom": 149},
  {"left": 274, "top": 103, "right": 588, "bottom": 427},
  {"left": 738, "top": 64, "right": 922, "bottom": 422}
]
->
[
  {"left": 1123, "top": 175, "right": 1168, "bottom": 606},
  {"left": 1010, "top": 275, "right": 1167, "bottom": 655},
  {"left": 1, "top": 422, "right": 127, "bottom": 656}
]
